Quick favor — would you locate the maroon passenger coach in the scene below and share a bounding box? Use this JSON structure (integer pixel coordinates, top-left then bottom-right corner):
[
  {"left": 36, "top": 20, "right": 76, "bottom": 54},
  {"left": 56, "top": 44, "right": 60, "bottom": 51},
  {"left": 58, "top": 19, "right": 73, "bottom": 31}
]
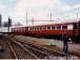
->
[{"left": 11, "top": 21, "right": 80, "bottom": 42}]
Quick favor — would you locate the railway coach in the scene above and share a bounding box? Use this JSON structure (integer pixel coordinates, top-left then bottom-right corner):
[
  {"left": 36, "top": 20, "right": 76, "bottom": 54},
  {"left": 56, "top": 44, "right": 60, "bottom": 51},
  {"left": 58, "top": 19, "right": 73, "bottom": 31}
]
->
[{"left": 11, "top": 21, "right": 80, "bottom": 42}]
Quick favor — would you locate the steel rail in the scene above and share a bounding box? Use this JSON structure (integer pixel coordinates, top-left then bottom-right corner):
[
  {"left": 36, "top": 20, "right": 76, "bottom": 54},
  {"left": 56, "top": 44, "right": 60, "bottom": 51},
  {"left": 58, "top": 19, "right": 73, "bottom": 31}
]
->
[
  {"left": 11, "top": 40, "right": 39, "bottom": 59},
  {"left": 6, "top": 40, "right": 18, "bottom": 59},
  {"left": 19, "top": 41, "right": 49, "bottom": 55},
  {"left": 17, "top": 40, "right": 65, "bottom": 56},
  {"left": 5, "top": 35, "right": 65, "bottom": 57},
  {"left": 14, "top": 37, "right": 62, "bottom": 54}
]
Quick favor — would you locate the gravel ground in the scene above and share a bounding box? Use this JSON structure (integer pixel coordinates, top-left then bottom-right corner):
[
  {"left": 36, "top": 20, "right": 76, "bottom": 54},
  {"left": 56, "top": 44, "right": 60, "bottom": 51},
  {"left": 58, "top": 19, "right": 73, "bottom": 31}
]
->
[{"left": 0, "top": 39, "right": 13, "bottom": 59}]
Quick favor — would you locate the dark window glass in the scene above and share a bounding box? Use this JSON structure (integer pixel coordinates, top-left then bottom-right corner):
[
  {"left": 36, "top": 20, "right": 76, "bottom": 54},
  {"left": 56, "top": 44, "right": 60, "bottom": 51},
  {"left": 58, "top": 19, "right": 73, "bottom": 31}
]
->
[
  {"left": 26, "top": 27, "right": 28, "bottom": 30},
  {"left": 36, "top": 27, "right": 39, "bottom": 30},
  {"left": 62, "top": 26, "right": 67, "bottom": 29},
  {"left": 57, "top": 26, "right": 61, "bottom": 30},
  {"left": 52, "top": 26, "right": 55, "bottom": 29},
  {"left": 42, "top": 26, "right": 46, "bottom": 30},
  {"left": 47, "top": 26, "right": 50, "bottom": 29},
  {"left": 40, "top": 27, "right": 42, "bottom": 30}
]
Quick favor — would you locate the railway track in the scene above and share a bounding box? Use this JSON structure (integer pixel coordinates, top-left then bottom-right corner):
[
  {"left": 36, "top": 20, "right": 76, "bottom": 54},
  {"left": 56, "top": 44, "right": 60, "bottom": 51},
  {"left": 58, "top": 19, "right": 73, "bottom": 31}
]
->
[
  {"left": 16, "top": 39, "right": 65, "bottom": 56},
  {"left": 12, "top": 36, "right": 65, "bottom": 55},
  {"left": 0, "top": 34, "right": 77, "bottom": 59},
  {"left": 6, "top": 37, "right": 39, "bottom": 59},
  {"left": 5, "top": 35, "right": 66, "bottom": 58}
]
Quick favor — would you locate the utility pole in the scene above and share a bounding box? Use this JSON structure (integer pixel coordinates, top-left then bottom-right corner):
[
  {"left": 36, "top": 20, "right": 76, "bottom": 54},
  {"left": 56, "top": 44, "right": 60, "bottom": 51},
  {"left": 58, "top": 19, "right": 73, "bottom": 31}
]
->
[
  {"left": 77, "top": 8, "right": 79, "bottom": 35},
  {"left": 0, "top": 14, "right": 2, "bottom": 33},
  {"left": 26, "top": 12, "right": 28, "bottom": 26},
  {"left": 8, "top": 17, "right": 12, "bottom": 32},
  {"left": 49, "top": 12, "right": 52, "bottom": 22},
  {"left": 77, "top": 8, "right": 79, "bottom": 21},
  {"left": 32, "top": 18, "right": 34, "bottom": 25},
  {"left": 0, "top": 14, "right": 2, "bottom": 27}
]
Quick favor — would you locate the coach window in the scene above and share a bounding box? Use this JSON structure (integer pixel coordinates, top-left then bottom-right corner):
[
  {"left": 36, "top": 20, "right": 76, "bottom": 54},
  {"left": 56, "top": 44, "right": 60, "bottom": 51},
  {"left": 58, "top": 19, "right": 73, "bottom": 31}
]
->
[
  {"left": 45, "top": 26, "right": 47, "bottom": 30},
  {"left": 38, "top": 27, "right": 40, "bottom": 30},
  {"left": 47, "top": 26, "right": 50, "bottom": 30},
  {"left": 57, "top": 26, "right": 61, "bottom": 30},
  {"left": 35, "top": 27, "right": 37, "bottom": 30},
  {"left": 32, "top": 27, "right": 34, "bottom": 30},
  {"left": 39, "top": 27, "right": 41, "bottom": 30},
  {"left": 62, "top": 26, "right": 67, "bottom": 30},
  {"left": 34, "top": 27, "right": 35, "bottom": 30},
  {"left": 31, "top": 27, "right": 32, "bottom": 30},
  {"left": 42, "top": 27, "right": 45, "bottom": 30},
  {"left": 41, "top": 27, "right": 43, "bottom": 30},
  {"left": 34, "top": 27, "right": 36, "bottom": 30},
  {"left": 35, "top": 27, "right": 36, "bottom": 30},
  {"left": 33, "top": 27, "right": 35, "bottom": 30},
  {"left": 36, "top": 27, "right": 38, "bottom": 30},
  {"left": 52, "top": 26, "right": 55, "bottom": 30},
  {"left": 43, "top": 26, "right": 46, "bottom": 30},
  {"left": 39, "top": 27, "right": 42, "bottom": 30},
  {"left": 33, "top": 27, "right": 34, "bottom": 30},
  {"left": 26, "top": 27, "right": 28, "bottom": 30},
  {"left": 36, "top": 27, "right": 39, "bottom": 30}
]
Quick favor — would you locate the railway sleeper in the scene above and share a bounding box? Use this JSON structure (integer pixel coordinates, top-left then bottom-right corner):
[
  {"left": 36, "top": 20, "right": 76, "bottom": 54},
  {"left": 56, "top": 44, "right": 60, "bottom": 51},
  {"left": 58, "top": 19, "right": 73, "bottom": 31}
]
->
[
  {"left": 17, "top": 40, "right": 65, "bottom": 56},
  {"left": 8, "top": 36, "right": 66, "bottom": 57},
  {"left": 12, "top": 40, "right": 39, "bottom": 59},
  {"left": 19, "top": 40, "right": 65, "bottom": 57},
  {"left": 15, "top": 40, "right": 55, "bottom": 58},
  {"left": 23, "top": 45, "right": 47, "bottom": 58}
]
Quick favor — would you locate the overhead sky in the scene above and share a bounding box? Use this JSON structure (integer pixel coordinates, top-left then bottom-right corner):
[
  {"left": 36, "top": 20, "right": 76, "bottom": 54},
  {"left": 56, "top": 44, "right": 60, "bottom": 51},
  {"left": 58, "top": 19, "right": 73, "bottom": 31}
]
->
[{"left": 0, "top": 0, "right": 80, "bottom": 25}]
